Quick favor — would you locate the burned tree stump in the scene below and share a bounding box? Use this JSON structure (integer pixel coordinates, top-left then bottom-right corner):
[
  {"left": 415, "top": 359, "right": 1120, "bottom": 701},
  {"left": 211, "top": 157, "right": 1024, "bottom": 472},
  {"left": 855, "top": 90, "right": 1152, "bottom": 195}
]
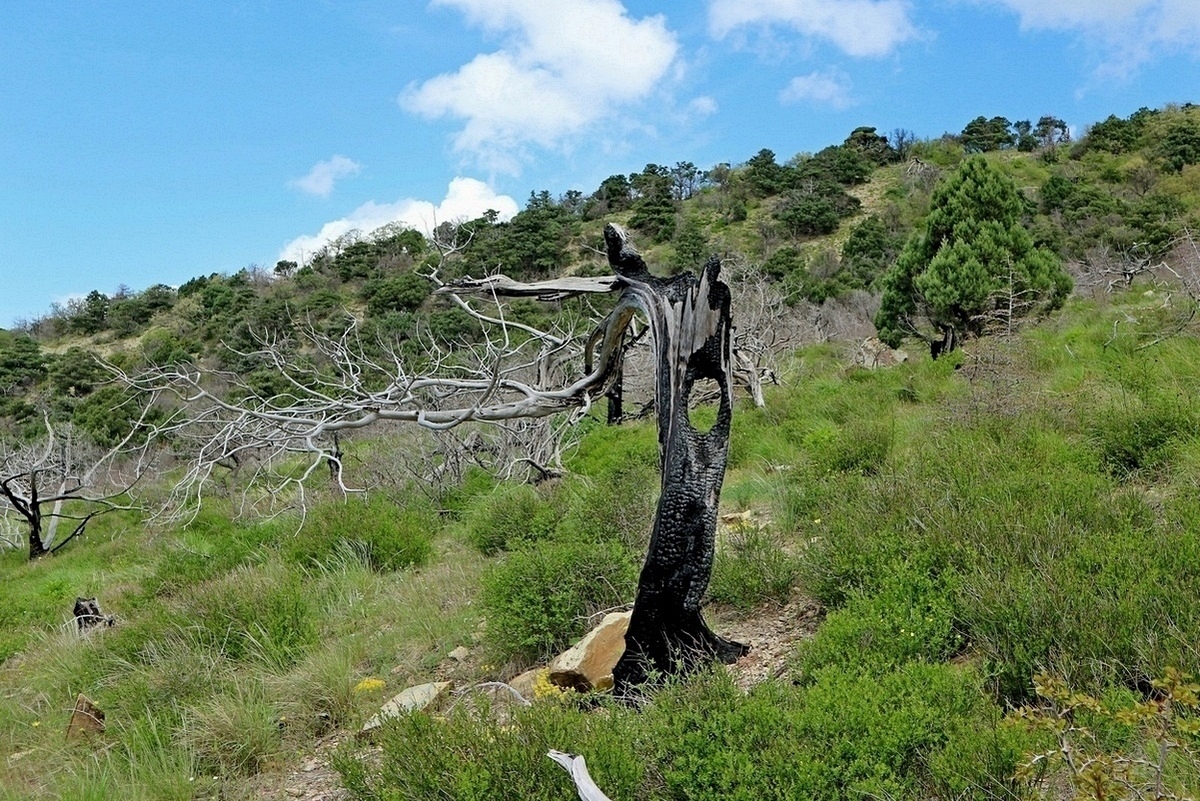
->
[{"left": 601, "top": 225, "right": 748, "bottom": 692}]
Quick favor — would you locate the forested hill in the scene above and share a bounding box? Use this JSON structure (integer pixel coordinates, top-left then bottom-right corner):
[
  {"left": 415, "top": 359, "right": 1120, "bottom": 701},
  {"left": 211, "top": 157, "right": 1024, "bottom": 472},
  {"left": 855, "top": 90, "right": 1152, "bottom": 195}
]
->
[{"left": 2, "top": 103, "right": 1199, "bottom": 443}]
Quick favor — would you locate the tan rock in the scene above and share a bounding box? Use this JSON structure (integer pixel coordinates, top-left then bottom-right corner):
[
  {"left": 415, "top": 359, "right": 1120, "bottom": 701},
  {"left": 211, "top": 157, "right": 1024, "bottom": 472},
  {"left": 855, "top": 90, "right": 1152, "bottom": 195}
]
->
[
  {"left": 65, "top": 694, "right": 104, "bottom": 741},
  {"left": 548, "top": 611, "right": 630, "bottom": 692},
  {"left": 361, "top": 681, "right": 453, "bottom": 735},
  {"left": 508, "top": 667, "right": 542, "bottom": 702},
  {"left": 448, "top": 645, "right": 470, "bottom": 662}
]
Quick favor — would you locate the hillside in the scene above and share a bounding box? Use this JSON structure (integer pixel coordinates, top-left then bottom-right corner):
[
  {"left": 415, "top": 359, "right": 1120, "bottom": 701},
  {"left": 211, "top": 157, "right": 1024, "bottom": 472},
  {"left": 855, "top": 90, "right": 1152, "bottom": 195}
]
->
[{"left": 3, "top": 105, "right": 1200, "bottom": 800}]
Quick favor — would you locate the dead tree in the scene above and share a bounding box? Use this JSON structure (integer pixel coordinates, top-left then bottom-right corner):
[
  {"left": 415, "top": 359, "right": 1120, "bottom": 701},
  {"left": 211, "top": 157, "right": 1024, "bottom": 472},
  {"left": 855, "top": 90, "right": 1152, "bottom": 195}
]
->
[
  {"left": 119, "top": 224, "right": 746, "bottom": 689},
  {"left": 0, "top": 413, "right": 156, "bottom": 560}
]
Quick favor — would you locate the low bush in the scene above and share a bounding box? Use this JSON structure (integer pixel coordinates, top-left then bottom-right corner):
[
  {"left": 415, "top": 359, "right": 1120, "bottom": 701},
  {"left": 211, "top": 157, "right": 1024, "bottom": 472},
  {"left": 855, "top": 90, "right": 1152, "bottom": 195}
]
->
[
  {"left": 339, "top": 666, "right": 1024, "bottom": 800},
  {"left": 708, "top": 524, "right": 801, "bottom": 609},
  {"left": 462, "top": 481, "right": 561, "bottom": 555},
  {"left": 796, "top": 564, "right": 959, "bottom": 677},
  {"left": 481, "top": 539, "right": 638, "bottom": 663},
  {"left": 1090, "top": 394, "right": 1195, "bottom": 478},
  {"left": 282, "top": 494, "right": 435, "bottom": 571}
]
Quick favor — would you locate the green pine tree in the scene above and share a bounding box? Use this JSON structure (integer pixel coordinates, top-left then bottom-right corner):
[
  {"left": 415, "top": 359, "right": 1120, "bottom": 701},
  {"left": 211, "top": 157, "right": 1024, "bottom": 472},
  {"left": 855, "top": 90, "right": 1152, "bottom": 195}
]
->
[{"left": 875, "top": 156, "right": 1071, "bottom": 349}]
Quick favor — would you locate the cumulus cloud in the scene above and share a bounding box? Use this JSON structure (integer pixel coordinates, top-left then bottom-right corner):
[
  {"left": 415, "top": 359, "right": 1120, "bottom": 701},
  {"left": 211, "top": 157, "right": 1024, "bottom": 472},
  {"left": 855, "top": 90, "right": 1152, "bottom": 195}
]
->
[
  {"left": 979, "top": 0, "right": 1200, "bottom": 71},
  {"left": 708, "top": 0, "right": 918, "bottom": 58},
  {"left": 278, "top": 177, "right": 518, "bottom": 264},
  {"left": 288, "top": 155, "right": 362, "bottom": 198},
  {"left": 779, "top": 69, "right": 855, "bottom": 109},
  {"left": 402, "top": 0, "right": 679, "bottom": 173}
]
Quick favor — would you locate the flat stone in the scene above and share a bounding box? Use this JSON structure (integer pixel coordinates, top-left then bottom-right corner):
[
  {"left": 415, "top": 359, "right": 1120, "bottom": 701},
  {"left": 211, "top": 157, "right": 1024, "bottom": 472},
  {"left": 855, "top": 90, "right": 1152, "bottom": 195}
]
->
[
  {"left": 65, "top": 694, "right": 104, "bottom": 741},
  {"left": 361, "top": 681, "right": 453, "bottom": 734},
  {"left": 548, "top": 611, "right": 630, "bottom": 692},
  {"left": 448, "top": 646, "right": 470, "bottom": 662}
]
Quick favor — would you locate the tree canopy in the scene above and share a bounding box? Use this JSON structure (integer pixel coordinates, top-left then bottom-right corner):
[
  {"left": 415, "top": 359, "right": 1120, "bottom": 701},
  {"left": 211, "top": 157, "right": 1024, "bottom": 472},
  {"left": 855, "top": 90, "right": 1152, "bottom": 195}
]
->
[{"left": 875, "top": 156, "right": 1071, "bottom": 348}]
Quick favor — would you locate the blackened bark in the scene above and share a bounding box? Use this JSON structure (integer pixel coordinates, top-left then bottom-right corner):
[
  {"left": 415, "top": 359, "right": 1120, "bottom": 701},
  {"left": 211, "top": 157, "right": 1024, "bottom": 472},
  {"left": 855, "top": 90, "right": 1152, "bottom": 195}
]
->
[
  {"left": 605, "top": 366, "right": 624, "bottom": 425},
  {"left": 603, "top": 225, "right": 748, "bottom": 692},
  {"left": 28, "top": 523, "right": 47, "bottom": 560}
]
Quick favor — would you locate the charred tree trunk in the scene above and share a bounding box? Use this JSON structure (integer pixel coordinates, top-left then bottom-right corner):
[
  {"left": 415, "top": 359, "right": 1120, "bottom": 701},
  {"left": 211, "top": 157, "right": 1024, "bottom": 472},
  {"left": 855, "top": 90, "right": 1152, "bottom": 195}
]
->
[
  {"left": 28, "top": 521, "right": 47, "bottom": 560},
  {"left": 605, "top": 365, "right": 624, "bottom": 425},
  {"left": 603, "top": 225, "right": 748, "bottom": 693}
]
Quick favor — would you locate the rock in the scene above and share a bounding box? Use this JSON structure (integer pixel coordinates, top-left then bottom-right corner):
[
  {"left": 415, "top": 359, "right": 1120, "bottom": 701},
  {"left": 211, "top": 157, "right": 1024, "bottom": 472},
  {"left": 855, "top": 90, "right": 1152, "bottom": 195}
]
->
[
  {"left": 65, "top": 694, "right": 104, "bottom": 741},
  {"left": 853, "top": 337, "right": 908, "bottom": 369},
  {"left": 507, "top": 667, "right": 542, "bottom": 702},
  {"left": 448, "top": 646, "right": 470, "bottom": 662},
  {"left": 548, "top": 611, "right": 630, "bottom": 692},
  {"left": 360, "top": 681, "right": 453, "bottom": 735}
]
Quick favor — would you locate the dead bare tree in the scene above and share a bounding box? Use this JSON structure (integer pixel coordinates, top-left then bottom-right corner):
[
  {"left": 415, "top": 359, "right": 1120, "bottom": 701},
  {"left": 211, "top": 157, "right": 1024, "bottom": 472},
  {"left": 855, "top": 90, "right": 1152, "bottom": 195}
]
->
[
  {"left": 0, "top": 411, "right": 158, "bottom": 560},
  {"left": 119, "top": 224, "right": 748, "bottom": 690}
]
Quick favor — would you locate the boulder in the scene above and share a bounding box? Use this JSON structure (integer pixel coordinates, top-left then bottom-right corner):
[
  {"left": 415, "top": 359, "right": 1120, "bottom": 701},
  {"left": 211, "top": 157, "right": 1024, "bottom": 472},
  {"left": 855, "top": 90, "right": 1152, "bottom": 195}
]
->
[
  {"left": 361, "top": 681, "right": 453, "bottom": 735},
  {"left": 548, "top": 611, "right": 630, "bottom": 692}
]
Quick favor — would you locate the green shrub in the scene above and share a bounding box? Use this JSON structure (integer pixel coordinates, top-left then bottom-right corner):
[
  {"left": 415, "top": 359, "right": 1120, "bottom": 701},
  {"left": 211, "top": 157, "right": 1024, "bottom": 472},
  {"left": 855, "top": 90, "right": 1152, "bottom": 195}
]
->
[
  {"left": 341, "top": 667, "right": 1021, "bottom": 801},
  {"left": 481, "top": 539, "right": 638, "bottom": 663},
  {"left": 796, "top": 565, "right": 959, "bottom": 677},
  {"left": 813, "top": 418, "right": 893, "bottom": 475},
  {"left": 462, "top": 482, "right": 561, "bottom": 555},
  {"left": 283, "top": 494, "right": 435, "bottom": 571},
  {"left": 708, "top": 525, "right": 801, "bottom": 609},
  {"left": 1090, "top": 395, "right": 1195, "bottom": 477}
]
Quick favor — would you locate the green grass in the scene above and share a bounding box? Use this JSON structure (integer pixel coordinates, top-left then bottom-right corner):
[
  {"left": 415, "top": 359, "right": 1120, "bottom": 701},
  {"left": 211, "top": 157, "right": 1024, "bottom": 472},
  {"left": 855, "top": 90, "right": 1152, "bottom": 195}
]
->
[{"left": 4, "top": 291, "right": 1200, "bottom": 798}]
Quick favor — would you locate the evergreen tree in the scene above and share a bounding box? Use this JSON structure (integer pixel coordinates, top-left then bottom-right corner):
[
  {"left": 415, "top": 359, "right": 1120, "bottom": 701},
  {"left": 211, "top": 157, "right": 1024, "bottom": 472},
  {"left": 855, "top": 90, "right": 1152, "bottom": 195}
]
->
[{"left": 875, "top": 157, "right": 1071, "bottom": 349}]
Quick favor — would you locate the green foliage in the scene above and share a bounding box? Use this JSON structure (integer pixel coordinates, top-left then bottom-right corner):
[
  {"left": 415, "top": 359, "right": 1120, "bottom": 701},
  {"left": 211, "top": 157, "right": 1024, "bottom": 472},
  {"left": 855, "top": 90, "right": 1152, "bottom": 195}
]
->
[
  {"left": 462, "top": 481, "right": 562, "bottom": 555},
  {"left": 48, "top": 346, "right": 104, "bottom": 397},
  {"left": 1090, "top": 393, "right": 1196, "bottom": 477},
  {"left": 797, "top": 565, "right": 959, "bottom": 677},
  {"left": 876, "top": 156, "right": 1071, "bottom": 346},
  {"left": 1151, "top": 105, "right": 1200, "bottom": 172},
  {"left": 182, "top": 686, "right": 281, "bottom": 777},
  {"left": 345, "top": 666, "right": 1020, "bottom": 801},
  {"left": 481, "top": 538, "right": 637, "bottom": 662},
  {"left": 811, "top": 417, "right": 893, "bottom": 475},
  {"left": 283, "top": 494, "right": 436, "bottom": 571},
  {"left": 0, "top": 331, "right": 46, "bottom": 392},
  {"left": 960, "top": 115, "right": 1016, "bottom": 152},
  {"left": 670, "top": 214, "right": 709, "bottom": 272},
  {"left": 187, "top": 563, "right": 318, "bottom": 667},
  {"left": 361, "top": 273, "right": 430, "bottom": 316},
  {"left": 1010, "top": 669, "right": 1200, "bottom": 801},
  {"left": 775, "top": 193, "right": 842, "bottom": 237},
  {"left": 708, "top": 524, "right": 801, "bottom": 609},
  {"left": 841, "top": 215, "right": 902, "bottom": 288},
  {"left": 629, "top": 164, "right": 678, "bottom": 242}
]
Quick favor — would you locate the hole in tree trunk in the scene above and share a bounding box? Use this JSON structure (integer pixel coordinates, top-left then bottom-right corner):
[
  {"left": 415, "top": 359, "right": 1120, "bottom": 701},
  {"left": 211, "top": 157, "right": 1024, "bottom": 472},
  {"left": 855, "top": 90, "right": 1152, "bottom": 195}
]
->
[{"left": 688, "top": 379, "right": 721, "bottom": 433}]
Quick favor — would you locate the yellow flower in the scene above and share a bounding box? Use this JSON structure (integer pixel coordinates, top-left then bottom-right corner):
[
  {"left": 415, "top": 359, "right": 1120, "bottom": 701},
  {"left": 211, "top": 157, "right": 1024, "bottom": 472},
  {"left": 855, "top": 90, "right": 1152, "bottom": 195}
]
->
[{"left": 354, "top": 677, "right": 386, "bottom": 694}]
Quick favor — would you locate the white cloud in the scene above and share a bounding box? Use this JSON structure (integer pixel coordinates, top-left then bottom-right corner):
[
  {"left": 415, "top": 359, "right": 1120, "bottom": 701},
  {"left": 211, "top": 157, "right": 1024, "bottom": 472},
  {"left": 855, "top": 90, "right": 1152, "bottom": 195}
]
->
[
  {"left": 688, "top": 95, "right": 720, "bottom": 117},
  {"left": 708, "top": 0, "right": 918, "bottom": 58},
  {"left": 278, "top": 177, "right": 519, "bottom": 264},
  {"left": 402, "top": 0, "right": 679, "bottom": 173},
  {"left": 779, "top": 69, "right": 854, "bottom": 109},
  {"left": 288, "top": 155, "right": 362, "bottom": 198},
  {"left": 979, "top": 0, "right": 1200, "bottom": 71}
]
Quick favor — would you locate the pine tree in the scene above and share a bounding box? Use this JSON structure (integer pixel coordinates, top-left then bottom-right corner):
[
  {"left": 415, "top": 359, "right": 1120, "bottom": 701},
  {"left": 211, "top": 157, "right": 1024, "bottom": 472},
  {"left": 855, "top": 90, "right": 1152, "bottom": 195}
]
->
[{"left": 875, "top": 157, "right": 1071, "bottom": 350}]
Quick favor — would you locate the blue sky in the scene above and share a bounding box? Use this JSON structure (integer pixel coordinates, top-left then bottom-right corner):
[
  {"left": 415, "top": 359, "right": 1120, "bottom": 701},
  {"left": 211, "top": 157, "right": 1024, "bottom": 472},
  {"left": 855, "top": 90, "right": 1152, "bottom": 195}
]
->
[{"left": 3, "top": 0, "right": 1199, "bottom": 328}]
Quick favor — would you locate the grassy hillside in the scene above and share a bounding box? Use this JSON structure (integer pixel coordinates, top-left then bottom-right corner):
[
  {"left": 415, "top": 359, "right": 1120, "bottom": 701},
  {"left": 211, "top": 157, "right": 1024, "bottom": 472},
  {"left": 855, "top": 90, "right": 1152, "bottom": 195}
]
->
[{"left": 3, "top": 283, "right": 1200, "bottom": 799}]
